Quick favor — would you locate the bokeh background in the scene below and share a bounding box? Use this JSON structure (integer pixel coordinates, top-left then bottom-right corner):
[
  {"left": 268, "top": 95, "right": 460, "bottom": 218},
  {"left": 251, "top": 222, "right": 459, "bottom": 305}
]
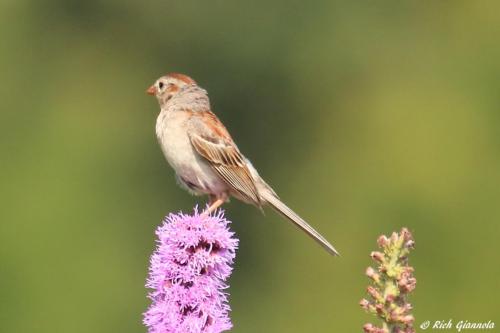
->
[{"left": 1, "top": 1, "right": 499, "bottom": 332}]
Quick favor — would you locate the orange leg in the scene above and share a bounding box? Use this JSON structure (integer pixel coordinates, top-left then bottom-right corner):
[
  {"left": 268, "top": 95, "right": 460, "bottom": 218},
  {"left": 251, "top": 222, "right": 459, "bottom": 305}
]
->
[{"left": 202, "top": 194, "right": 227, "bottom": 215}]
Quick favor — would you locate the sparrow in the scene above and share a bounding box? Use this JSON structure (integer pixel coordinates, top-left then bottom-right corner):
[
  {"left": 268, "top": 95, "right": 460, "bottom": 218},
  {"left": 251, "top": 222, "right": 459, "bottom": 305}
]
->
[{"left": 147, "top": 73, "right": 339, "bottom": 256}]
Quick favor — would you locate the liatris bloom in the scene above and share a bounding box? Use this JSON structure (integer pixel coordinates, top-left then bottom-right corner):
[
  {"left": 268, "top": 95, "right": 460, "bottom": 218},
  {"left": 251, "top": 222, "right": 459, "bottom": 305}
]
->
[
  {"left": 360, "top": 228, "right": 416, "bottom": 333},
  {"left": 144, "top": 209, "right": 238, "bottom": 333}
]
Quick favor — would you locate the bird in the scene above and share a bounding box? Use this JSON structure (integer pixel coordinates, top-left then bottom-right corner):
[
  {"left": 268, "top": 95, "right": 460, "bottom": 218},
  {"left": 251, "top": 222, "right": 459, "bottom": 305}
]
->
[{"left": 147, "top": 73, "right": 339, "bottom": 256}]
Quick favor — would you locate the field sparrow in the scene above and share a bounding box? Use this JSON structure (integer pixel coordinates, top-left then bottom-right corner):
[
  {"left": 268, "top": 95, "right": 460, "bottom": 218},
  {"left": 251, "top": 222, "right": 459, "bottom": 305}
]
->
[{"left": 147, "top": 73, "right": 338, "bottom": 256}]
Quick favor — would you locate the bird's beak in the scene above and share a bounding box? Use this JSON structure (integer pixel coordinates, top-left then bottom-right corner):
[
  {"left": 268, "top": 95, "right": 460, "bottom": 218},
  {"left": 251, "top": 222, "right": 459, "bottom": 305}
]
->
[{"left": 146, "top": 85, "right": 156, "bottom": 96}]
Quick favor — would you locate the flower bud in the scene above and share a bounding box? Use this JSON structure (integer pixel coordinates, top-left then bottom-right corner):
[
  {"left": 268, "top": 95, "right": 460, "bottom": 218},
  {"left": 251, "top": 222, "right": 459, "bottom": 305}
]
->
[
  {"left": 400, "top": 315, "right": 415, "bottom": 325},
  {"left": 370, "top": 251, "right": 385, "bottom": 263},
  {"left": 377, "top": 235, "right": 389, "bottom": 247},
  {"left": 359, "top": 298, "right": 371, "bottom": 310}
]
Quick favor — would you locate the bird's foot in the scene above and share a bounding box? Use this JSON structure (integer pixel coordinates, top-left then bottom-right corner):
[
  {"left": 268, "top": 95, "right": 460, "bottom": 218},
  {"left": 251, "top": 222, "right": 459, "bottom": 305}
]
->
[{"left": 201, "top": 195, "right": 227, "bottom": 216}]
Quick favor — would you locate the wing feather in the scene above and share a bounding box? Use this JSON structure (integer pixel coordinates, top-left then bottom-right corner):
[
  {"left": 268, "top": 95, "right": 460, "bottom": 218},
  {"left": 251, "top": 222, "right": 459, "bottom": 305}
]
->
[{"left": 188, "top": 112, "right": 261, "bottom": 205}]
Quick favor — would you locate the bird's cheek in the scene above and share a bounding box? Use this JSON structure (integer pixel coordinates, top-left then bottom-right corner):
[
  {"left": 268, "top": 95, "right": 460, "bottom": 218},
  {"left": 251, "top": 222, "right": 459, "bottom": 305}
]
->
[{"left": 167, "top": 86, "right": 180, "bottom": 94}]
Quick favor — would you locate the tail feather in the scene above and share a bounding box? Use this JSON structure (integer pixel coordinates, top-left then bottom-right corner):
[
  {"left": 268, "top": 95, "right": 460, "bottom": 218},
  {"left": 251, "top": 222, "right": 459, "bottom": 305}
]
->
[{"left": 261, "top": 191, "right": 339, "bottom": 256}]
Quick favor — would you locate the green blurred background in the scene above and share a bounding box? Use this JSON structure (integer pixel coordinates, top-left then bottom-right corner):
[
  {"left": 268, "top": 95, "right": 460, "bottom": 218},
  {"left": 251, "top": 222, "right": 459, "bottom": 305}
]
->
[{"left": 1, "top": 1, "right": 499, "bottom": 332}]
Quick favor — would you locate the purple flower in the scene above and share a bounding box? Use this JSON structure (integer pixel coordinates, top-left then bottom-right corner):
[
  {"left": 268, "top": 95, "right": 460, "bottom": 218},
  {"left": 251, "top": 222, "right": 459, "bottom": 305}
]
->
[{"left": 144, "top": 209, "right": 238, "bottom": 333}]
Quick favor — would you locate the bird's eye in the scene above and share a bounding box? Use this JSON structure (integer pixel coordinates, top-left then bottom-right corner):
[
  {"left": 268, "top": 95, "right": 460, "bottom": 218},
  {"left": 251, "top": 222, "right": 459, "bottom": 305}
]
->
[{"left": 158, "top": 82, "right": 164, "bottom": 89}]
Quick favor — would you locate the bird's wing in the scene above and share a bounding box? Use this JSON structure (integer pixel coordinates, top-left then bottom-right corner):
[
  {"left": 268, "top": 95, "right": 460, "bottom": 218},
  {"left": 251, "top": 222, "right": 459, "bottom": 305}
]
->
[{"left": 188, "top": 111, "right": 261, "bottom": 205}]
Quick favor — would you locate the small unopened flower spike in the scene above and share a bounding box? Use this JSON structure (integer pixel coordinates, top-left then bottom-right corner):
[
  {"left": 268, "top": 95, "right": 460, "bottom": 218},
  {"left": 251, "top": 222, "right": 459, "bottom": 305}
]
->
[
  {"left": 360, "top": 228, "right": 416, "bottom": 333},
  {"left": 144, "top": 209, "right": 238, "bottom": 333}
]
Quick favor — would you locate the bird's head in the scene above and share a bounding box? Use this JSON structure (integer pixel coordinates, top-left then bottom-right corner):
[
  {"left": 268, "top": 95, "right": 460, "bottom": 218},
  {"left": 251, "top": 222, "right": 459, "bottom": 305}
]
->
[{"left": 147, "top": 73, "right": 197, "bottom": 105}]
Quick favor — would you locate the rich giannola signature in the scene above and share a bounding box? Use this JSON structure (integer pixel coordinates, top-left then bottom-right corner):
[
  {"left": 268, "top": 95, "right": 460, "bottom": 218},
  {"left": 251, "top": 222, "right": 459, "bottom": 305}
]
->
[{"left": 420, "top": 319, "right": 495, "bottom": 331}]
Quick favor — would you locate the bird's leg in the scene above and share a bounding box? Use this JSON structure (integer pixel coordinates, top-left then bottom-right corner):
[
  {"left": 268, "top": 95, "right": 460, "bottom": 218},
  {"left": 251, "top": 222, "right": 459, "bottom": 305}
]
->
[
  {"left": 208, "top": 194, "right": 217, "bottom": 206},
  {"left": 202, "top": 194, "right": 227, "bottom": 215}
]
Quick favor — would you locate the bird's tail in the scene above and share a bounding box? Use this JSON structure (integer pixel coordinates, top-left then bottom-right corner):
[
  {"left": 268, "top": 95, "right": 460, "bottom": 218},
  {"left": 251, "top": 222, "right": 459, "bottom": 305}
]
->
[{"left": 261, "top": 190, "right": 339, "bottom": 256}]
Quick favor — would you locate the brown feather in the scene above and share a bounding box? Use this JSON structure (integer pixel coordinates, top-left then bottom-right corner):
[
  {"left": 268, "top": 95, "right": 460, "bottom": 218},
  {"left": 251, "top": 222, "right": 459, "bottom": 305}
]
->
[
  {"left": 167, "top": 73, "right": 197, "bottom": 85},
  {"left": 188, "top": 112, "right": 261, "bottom": 205}
]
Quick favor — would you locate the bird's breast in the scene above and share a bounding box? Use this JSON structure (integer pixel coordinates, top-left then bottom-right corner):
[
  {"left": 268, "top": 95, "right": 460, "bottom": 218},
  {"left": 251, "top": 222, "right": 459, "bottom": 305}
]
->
[
  {"left": 155, "top": 110, "right": 227, "bottom": 195},
  {"left": 155, "top": 110, "right": 193, "bottom": 166}
]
